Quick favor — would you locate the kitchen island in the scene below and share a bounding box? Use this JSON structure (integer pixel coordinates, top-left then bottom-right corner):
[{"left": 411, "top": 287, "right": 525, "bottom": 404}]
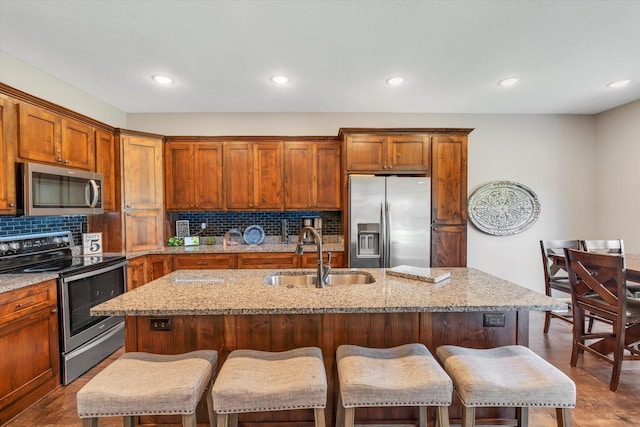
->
[{"left": 93, "top": 267, "right": 564, "bottom": 427}]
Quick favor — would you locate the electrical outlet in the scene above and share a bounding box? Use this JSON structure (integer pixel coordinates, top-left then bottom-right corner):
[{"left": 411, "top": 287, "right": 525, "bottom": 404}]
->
[
  {"left": 483, "top": 313, "right": 505, "bottom": 327},
  {"left": 150, "top": 318, "right": 172, "bottom": 331},
  {"left": 201, "top": 222, "right": 207, "bottom": 229}
]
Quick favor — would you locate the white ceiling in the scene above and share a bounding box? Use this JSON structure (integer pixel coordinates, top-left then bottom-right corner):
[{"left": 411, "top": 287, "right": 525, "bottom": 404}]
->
[{"left": 1, "top": 0, "right": 639, "bottom": 115}]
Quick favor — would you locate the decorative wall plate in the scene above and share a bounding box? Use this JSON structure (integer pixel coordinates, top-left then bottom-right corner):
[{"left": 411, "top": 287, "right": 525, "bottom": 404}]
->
[{"left": 468, "top": 181, "right": 540, "bottom": 236}]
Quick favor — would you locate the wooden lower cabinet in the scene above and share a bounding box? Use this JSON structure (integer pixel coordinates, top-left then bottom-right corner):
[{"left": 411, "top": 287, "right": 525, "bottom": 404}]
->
[
  {"left": 300, "top": 251, "right": 344, "bottom": 268},
  {"left": 125, "top": 310, "right": 527, "bottom": 427},
  {"left": 236, "top": 253, "right": 296, "bottom": 269},
  {"left": 173, "top": 254, "right": 235, "bottom": 270},
  {"left": 127, "top": 256, "right": 147, "bottom": 291},
  {"left": 0, "top": 280, "right": 60, "bottom": 425}
]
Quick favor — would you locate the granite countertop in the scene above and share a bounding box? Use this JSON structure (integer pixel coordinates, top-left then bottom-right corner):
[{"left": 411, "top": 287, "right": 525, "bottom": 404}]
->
[
  {"left": 124, "top": 242, "right": 344, "bottom": 258},
  {"left": 0, "top": 273, "right": 60, "bottom": 294},
  {"left": 92, "top": 267, "right": 566, "bottom": 316}
]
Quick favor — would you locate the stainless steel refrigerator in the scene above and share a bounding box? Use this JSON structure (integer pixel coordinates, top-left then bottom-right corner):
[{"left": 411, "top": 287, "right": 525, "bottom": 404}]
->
[{"left": 348, "top": 176, "right": 431, "bottom": 268}]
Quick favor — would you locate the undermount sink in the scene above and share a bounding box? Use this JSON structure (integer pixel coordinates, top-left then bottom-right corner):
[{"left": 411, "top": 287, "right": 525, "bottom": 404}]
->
[{"left": 263, "top": 271, "right": 375, "bottom": 286}]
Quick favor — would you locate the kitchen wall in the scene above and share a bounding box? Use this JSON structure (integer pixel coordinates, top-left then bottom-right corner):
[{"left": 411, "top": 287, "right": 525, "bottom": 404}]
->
[{"left": 7, "top": 51, "right": 638, "bottom": 295}]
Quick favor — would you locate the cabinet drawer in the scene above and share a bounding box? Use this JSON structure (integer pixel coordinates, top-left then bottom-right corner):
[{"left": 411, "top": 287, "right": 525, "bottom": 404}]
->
[
  {"left": 299, "top": 252, "right": 345, "bottom": 268},
  {"left": 237, "top": 253, "right": 296, "bottom": 269},
  {"left": 173, "top": 254, "right": 235, "bottom": 270},
  {"left": 0, "top": 280, "right": 57, "bottom": 322}
]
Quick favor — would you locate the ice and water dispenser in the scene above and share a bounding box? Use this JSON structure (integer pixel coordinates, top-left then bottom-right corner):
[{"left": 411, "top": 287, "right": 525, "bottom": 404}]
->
[{"left": 356, "top": 223, "right": 380, "bottom": 258}]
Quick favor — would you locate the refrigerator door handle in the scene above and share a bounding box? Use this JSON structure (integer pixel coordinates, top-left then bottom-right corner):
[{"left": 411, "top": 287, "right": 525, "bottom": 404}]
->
[
  {"left": 385, "top": 201, "right": 391, "bottom": 267},
  {"left": 380, "top": 202, "right": 386, "bottom": 268}
]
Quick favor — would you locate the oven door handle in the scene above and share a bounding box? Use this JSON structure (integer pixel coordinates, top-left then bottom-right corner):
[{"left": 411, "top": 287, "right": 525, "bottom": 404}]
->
[
  {"left": 85, "top": 180, "right": 100, "bottom": 208},
  {"left": 60, "top": 260, "right": 129, "bottom": 283}
]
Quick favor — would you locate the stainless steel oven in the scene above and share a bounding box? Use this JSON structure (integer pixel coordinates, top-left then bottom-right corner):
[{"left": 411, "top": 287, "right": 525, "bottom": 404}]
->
[
  {"left": 0, "top": 231, "right": 127, "bottom": 385},
  {"left": 59, "top": 259, "right": 127, "bottom": 384}
]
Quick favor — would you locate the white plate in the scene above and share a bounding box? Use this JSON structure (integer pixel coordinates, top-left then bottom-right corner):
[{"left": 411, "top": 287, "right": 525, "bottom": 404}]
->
[{"left": 243, "top": 225, "right": 265, "bottom": 245}]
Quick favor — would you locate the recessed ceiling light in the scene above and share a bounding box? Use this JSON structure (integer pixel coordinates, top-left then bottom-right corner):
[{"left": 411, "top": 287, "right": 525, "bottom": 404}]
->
[
  {"left": 151, "top": 75, "right": 174, "bottom": 85},
  {"left": 270, "top": 75, "right": 290, "bottom": 85},
  {"left": 607, "top": 79, "right": 631, "bottom": 88},
  {"left": 498, "top": 77, "right": 520, "bottom": 87},
  {"left": 386, "top": 76, "right": 405, "bottom": 86}
]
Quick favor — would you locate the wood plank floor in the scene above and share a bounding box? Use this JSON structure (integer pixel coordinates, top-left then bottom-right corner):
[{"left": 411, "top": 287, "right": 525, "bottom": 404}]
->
[{"left": 4, "top": 311, "right": 640, "bottom": 427}]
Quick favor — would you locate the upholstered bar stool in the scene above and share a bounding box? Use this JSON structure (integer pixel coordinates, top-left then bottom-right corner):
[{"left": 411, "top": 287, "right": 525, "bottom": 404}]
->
[
  {"left": 436, "top": 345, "right": 575, "bottom": 427},
  {"left": 211, "top": 347, "right": 327, "bottom": 427},
  {"left": 76, "top": 350, "right": 218, "bottom": 427},
  {"left": 336, "top": 343, "right": 453, "bottom": 427}
]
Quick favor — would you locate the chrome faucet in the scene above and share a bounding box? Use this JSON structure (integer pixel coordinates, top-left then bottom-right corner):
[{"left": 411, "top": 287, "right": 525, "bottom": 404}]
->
[{"left": 295, "top": 226, "right": 331, "bottom": 288}]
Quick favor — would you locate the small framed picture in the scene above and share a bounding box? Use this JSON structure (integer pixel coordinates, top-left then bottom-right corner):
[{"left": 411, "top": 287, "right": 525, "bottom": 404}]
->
[
  {"left": 82, "top": 232, "right": 103, "bottom": 255},
  {"left": 176, "top": 220, "right": 190, "bottom": 238}
]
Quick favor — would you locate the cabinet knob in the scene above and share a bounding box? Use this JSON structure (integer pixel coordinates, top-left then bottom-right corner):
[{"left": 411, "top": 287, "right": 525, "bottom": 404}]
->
[
  {"left": 382, "top": 165, "right": 387, "bottom": 169},
  {"left": 52, "top": 308, "right": 58, "bottom": 314},
  {"left": 57, "top": 158, "right": 63, "bottom": 163},
  {"left": 389, "top": 165, "right": 393, "bottom": 169},
  {"left": 64, "top": 159, "right": 69, "bottom": 164},
  {"left": 9, "top": 202, "right": 15, "bottom": 207},
  {"left": 126, "top": 204, "right": 131, "bottom": 208}
]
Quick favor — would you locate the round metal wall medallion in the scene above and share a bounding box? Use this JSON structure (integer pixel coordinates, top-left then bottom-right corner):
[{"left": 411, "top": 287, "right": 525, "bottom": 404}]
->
[{"left": 468, "top": 181, "right": 540, "bottom": 236}]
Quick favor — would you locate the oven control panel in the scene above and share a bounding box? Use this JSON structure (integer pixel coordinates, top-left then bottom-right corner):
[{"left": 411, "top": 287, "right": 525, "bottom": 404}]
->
[{"left": 0, "top": 231, "right": 73, "bottom": 257}]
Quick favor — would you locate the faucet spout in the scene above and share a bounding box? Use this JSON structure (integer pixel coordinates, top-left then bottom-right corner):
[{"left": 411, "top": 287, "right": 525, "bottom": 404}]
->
[{"left": 295, "top": 225, "right": 327, "bottom": 288}]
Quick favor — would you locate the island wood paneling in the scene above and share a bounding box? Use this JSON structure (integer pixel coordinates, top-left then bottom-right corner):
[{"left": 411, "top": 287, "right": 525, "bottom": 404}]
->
[{"left": 125, "top": 310, "right": 528, "bottom": 427}]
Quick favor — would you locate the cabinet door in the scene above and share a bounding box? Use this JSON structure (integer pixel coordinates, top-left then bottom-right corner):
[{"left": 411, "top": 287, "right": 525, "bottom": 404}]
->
[
  {"left": 165, "top": 142, "right": 195, "bottom": 210},
  {"left": 0, "top": 97, "right": 17, "bottom": 213},
  {"left": 388, "top": 134, "right": 429, "bottom": 172},
  {"left": 17, "top": 103, "right": 61, "bottom": 164},
  {"left": 284, "top": 142, "right": 314, "bottom": 209},
  {"left": 300, "top": 251, "right": 344, "bottom": 268},
  {"left": 122, "top": 135, "right": 163, "bottom": 209},
  {"left": 147, "top": 255, "right": 173, "bottom": 281},
  {"left": 431, "top": 134, "right": 467, "bottom": 225},
  {"left": 0, "top": 280, "right": 60, "bottom": 424},
  {"left": 315, "top": 142, "right": 341, "bottom": 209},
  {"left": 124, "top": 210, "right": 164, "bottom": 252},
  {"left": 194, "top": 142, "right": 223, "bottom": 209},
  {"left": 253, "top": 142, "right": 283, "bottom": 209},
  {"left": 95, "top": 129, "right": 118, "bottom": 212},
  {"left": 60, "top": 117, "right": 95, "bottom": 170},
  {"left": 127, "top": 256, "right": 147, "bottom": 290},
  {"left": 224, "top": 142, "right": 253, "bottom": 209},
  {"left": 431, "top": 225, "right": 467, "bottom": 267},
  {"left": 345, "top": 134, "right": 386, "bottom": 171}
]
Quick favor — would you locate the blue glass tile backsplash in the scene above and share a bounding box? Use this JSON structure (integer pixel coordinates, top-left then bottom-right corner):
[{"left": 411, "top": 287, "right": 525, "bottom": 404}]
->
[{"left": 0, "top": 215, "right": 87, "bottom": 246}]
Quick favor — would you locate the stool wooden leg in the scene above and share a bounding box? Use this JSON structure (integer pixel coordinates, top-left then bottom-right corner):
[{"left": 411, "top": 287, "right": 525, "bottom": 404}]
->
[
  {"left": 436, "top": 406, "right": 450, "bottom": 427},
  {"left": 229, "top": 413, "right": 238, "bottom": 427},
  {"left": 344, "top": 407, "right": 355, "bottom": 427},
  {"left": 336, "top": 392, "right": 345, "bottom": 427},
  {"left": 314, "top": 407, "right": 326, "bottom": 427},
  {"left": 124, "top": 415, "right": 134, "bottom": 427},
  {"left": 418, "top": 406, "right": 426, "bottom": 427},
  {"left": 207, "top": 388, "right": 216, "bottom": 427},
  {"left": 183, "top": 413, "right": 197, "bottom": 427},
  {"left": 517, "top": 407, "right": 529, "bottom": 427},
  {"left": 461, "top": 406, "right": 475, "bottom": 427},
  {"left": 556, "top": 408, "right": 573, "bottom": 427},
  {"left": 82, "top": 419, "right": 98, "bottom": 427},
  {"left": 217, "top": 414, "right": 228, "bottom": 427}
]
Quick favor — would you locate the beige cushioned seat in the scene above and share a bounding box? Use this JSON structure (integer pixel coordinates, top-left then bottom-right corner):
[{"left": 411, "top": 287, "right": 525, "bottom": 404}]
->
[
  {"left": 336, "top": 343, "right": 452, "bottom": 427},
  {"left": 77, "top": 350, "right": 217, "bottom": 426},
  {"left": 211, "top": 347, "right": 327, "bottom": 427},
  {"left": 436, "top": 345, "right": 575, "bottom": 427}
]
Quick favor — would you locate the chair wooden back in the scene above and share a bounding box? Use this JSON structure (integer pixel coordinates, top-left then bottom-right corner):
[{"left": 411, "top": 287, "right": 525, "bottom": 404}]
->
[
  {"left": 540, "top": 240, "right": 581, "bottom": 286},
  {"left": 564, "top": 248, "right": 626, "bottom": 323},
  {"left": 581, "top": 239, "right": 624, "bottom": 255}
]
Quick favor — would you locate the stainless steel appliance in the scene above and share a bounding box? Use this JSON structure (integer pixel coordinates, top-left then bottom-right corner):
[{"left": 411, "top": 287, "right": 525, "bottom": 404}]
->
[
  {"left": 18, "top": 162, "right": 104, "bottom": 216},
  {"left": 0, "top": 231, "right": 126, "bottom": 384},
  {"left": 348, "top": 176, "right": 431, "bottom": 268}
]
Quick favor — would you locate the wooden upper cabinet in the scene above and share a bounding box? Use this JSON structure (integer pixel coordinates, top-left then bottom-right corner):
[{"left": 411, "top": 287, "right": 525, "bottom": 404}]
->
[
  {"left": 165, "top": 141, "right": 223, "bottom": 211},
  {"left": 0, "top": 97, "right": 17, "bottom": 214},
  {"left": 284, "top": 141, "right": 340, "bottom": 210},
  {"left": 95, "top": 129, "right": 118, "bottom": 212},
  {"left": 345, "top": 133, "right": 429, "bottom": 173},
  {"left": 17, "top": 103, "right": 95, "bottom": 170},
  {"left": 122, "top": 134, "right": 163, "bottom": 210},
  {"left": 224, "top": 141, "right": 283, "bottom": 210}
]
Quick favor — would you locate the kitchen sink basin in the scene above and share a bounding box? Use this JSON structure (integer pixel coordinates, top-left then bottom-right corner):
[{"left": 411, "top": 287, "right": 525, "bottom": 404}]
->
[{"left": 263, "top": 271, "right": 375, "bottom": 286}]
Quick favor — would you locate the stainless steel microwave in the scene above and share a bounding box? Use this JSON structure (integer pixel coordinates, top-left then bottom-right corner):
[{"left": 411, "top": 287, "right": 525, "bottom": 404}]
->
[{"left": 18, "top": 162, "right": 104, "bottom": 216}]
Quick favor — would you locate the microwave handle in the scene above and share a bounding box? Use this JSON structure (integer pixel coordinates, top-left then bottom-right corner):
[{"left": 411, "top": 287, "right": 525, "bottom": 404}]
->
[{"left": 86, "top": 180, "right": 100, "bottom": 208}]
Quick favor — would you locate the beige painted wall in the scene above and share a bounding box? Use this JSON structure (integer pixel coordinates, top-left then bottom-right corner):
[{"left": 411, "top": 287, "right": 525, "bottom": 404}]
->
[{"left": 594, "top": 100, "right": 640, "bottom": 252}]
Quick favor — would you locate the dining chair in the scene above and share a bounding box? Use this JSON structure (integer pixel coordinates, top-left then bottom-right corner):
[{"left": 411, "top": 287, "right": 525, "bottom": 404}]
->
[
  {"left": 564, "top": 248, "right": 640, "bottom": 391},
  {"left": 540, "top": 240, "right": 581, "bottom": 333}
]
